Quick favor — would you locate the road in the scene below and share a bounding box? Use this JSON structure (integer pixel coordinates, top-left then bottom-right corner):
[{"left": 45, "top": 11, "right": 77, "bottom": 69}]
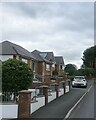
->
[
  {"left": 30, "top": 80, "right": 94, "bottom": 120},
  {"left": 68, "top": 79, "right": 94, "bottom": 119}
]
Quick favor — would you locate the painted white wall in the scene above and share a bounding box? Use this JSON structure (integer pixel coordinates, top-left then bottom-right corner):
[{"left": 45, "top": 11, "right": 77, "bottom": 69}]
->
[
  {"left": 66, "top": 86, "right": 69, "bottom": 93},
  {"left": 59, "top": 88, "right": 64, "bottom": 97},
  {"left": 0, "top": 55, "right": 13, "bottom": 61},
  {"left": 1, "top": 86, "right": 70, "bottom": 119},
  {"left": 1, "top": 104, "right": 18, "bottom": 119},
  {"left": 48, "top": 92, "right": 56, "bottom": 103},
  {"left": 0, "top": 105, "right": 2, "bottom": 120},
  {"left": 1, "top": 96, "right": 45, "bottom": 119},
  {"left": 31, "top": 96, "right": 45, "bottom": 113}
]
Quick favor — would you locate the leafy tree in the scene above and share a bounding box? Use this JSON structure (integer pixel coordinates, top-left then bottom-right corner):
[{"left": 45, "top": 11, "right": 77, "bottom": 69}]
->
[
  {"left": 76, "top": 68, "right": 85, "bottom": 76},
  {"left": 82, "top": 45, "right": 96, "bottom": 69},
  {"left": 84, "top": 67, "right": 94, "bottom": 77},
  {"left": 82, "top": 45, "right": 96, "bottom": 77},
  {"left": 64, "top": 64, "right": 78, "bottom": 76},
  {"left": 2, "top": 59, "right": 33, "bottom": 92}
]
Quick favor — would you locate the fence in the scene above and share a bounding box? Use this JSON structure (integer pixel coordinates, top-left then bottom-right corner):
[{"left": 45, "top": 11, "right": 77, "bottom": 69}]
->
[
  {"left": 1, "top": 80, "right": 70, "bottom": 104},
  {"left": 1, "top": 91, "right": 19, "bottom": 103},
  {"left": 1, "top": 85, "right": 70, "bottom": 119}
]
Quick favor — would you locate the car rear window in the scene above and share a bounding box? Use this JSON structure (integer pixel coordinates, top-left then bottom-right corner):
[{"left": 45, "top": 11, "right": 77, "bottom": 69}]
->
[{"left": 74, "top": 76, "right": 85, "bottom": 79}]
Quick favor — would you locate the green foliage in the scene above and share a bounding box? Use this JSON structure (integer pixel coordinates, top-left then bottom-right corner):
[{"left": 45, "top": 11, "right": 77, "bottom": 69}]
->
[
  {"left": 76, "top": 69, "right": 85, "bottom": 76},
  {"left": 84, "top": 67, "right": 94, "bottom": 77},
  {"left": 77, "top": 67, "right": 94, "bottom": 77},
  {"left": 52, "top": 70, "right": 58, "bottom": 76},
  {"left": 82, "top": 45, "right": 96, "bottom": 77},
  {"left": 64, "top": 64, "right": 77, "bottom": 76},
  {"left": 82, "top": 45, "right": 96, "bottom": 68},
  {"left": 2, "top": 59, "right": 33, "bottom": 92}
]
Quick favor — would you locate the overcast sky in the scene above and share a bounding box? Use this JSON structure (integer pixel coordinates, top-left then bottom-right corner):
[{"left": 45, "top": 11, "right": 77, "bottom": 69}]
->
[{"left": 1, "top": 2, "right": 94, "bottom": 68}]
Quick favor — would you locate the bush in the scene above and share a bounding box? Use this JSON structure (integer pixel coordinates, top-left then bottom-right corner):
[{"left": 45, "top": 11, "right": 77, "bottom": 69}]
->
[
  {"left": 2, "top": 59, "right": 33, "bottom": 92},
  {"left": 52, "top": 70, "right": 58, "bottom": 76}
]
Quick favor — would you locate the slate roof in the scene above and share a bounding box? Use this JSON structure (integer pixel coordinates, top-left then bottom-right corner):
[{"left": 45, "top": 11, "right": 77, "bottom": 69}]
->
[
  {"left": 1, "top": 41, "right": 65, "bottom": 65},
  {"left": 55, "top": 56, "right": 64, "bottom": 65},
  {"left": 40, "top": 52, "right": 55, "bottom": 63},
  {"left": 0, "top": 41, "right": 37, "bottom": 60},
  {"left": 31, "top": 50, "right": 44, "bottom": 62},
  {"left": 31, "top": 50, "right": 53, "bottom": 64}
]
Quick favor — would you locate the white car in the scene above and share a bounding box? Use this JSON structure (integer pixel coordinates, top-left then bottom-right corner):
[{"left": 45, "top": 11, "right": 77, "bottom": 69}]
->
[{"left": 72, "top": 76, "right": 87, "bottom": 88}]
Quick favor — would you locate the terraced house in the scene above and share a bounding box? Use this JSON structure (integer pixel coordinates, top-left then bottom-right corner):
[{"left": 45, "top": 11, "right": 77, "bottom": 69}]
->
[
  {"left": 31, "top": 50, "right": 55, "bottom": 82},
  {"left": 55, "top": 56, "right": 65, "bottom": 76},
  {"left": 0, "top": 41, "right": 65, "bottom": 83}
]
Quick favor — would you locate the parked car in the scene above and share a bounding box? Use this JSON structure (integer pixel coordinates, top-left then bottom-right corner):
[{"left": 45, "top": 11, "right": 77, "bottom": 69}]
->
[
  {"left": 33, "top": 78, "right": 42, "bottom": 83},
  {"left": 72, "top": 76, "right": 87, "bottom": 88}
]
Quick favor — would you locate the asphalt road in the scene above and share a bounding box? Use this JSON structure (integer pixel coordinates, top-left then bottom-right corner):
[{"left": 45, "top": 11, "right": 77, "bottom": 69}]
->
[
  {"left": 30, "top": 80, "right": 93, "bottom": 120},
  {"left": 69, "top": 80, "right": 94, "bottom": 118}
]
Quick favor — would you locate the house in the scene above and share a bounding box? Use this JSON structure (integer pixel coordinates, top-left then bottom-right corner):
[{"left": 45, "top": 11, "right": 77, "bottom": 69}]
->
[
  {"left": 0, "top": 41, "right": 37, "bottom": 69},
  {"left": 1, "top": 41, "right": 65, "bottom": 83},
  {"left": 31, "top": 50, "right": 55, "bottom": 82},
  {"left": 40, "top": 51, "right": 55, "bottom": 75},
  {"left": 55, "top": 56, "right": 65, "bottom": 76}
]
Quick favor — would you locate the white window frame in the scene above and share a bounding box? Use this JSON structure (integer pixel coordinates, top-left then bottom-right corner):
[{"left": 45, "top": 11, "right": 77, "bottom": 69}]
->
[
  {"left": 22, "top": 58, "right": 27, "bottom": 64},
  {"left": 46, "top": 64, "right": 50, "bottom": 71}
]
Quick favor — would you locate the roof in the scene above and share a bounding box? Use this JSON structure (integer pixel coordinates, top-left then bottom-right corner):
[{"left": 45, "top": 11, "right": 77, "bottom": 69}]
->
[
  {"left": 40, "top": 52, "right": 55, "bottom": 63},
  {"left": 31, "top": 50, "right": 44, "bottom": 62},
  {"left": 55, "top": 56, "right": 64, "bottom": 65},
  {"left": 31, "top": 50, "right": 52, "bottom": 64},
  {"left": 0, "top": 41, "right": 37, "bottom": 60}
]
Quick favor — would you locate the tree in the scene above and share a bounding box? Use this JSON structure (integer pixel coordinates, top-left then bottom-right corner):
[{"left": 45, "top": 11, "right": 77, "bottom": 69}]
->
[
  {"left": 82, "top": 45, "right": 96, "bottom": 77},
  {"left": 2, "top": 59, "right": 33, "bottom": 92},
  {"left": 64, "top": 64, "right": 78, "bottom": 76},
  {"left": 82, "top": 45, "right": 96, "bottom": 68},
  {"left": 84, "top": 67, "right": 94, "bottom": 77},
  {"left": 76, "top": 68, "right": 85, "bottom": 76}
]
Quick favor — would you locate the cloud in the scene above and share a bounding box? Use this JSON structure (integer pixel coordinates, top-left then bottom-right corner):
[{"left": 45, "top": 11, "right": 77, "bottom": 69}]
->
[{"left": 1, "top": 2, "right": 94, "bottom": 68}]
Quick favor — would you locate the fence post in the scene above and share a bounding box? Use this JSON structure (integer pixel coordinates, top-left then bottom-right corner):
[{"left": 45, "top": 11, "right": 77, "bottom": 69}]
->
[
  {"left": 43, "top": 85, "right": 48, "bottom": 105},
  {"left": 62, "top": 81, "right": 66, "bottom": 94},
  {"left": 55, "top": 83, "right": 59, "bottom": 98},
  {"left": 39, "top": 85, "right": 48, "bottom": 105},
  {"left": 68, "top": 80, "right": 71, "bottom": 91},
  {"left": 18, "top": 90, "right": 31, "bottom": 118}
]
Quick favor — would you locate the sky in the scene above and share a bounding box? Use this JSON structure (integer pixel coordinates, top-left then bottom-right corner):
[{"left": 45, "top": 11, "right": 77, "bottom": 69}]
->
[{"left": 1, "top": 2, "right": 94, "bottom": 68}]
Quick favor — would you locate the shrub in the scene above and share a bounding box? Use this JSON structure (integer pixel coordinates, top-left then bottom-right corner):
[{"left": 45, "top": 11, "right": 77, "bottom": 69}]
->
[
  {"left": 52, "top": 70, "right": 58, "bottom": 76},
  {"left": 2, "top": 59, "right": 33, "bottom": 92}
]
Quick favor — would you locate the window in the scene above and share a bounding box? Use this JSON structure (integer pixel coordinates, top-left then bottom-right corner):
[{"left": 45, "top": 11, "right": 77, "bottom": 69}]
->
[
  {"left": 13, "top": 55, "right": 16, "bottom": 59},
  {"left": 0, "top": 55, "right": 13, "bottom": 61},
  {"left": 60, "top": 65, "right": 62, "bottom": 70},
  {"left": 22, "top": 58, "right": 27, "bottom": 64},
  {"left": 32, "top": 63, "right": 35, "bottom": 72},
  {"left": 46, "top": 64, "right": 50, "bottom": 71},
  {"left": 52, "top": 64, "right": 55, "bottom": 68}
]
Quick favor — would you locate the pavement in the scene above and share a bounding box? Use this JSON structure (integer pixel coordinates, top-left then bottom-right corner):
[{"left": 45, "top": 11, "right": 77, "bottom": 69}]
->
[
  {"left": 69, "top": 84, "right": 94, "bottom": 118},
  {"left": 30, "top": 87, "right": 87, "bottom": 120}
]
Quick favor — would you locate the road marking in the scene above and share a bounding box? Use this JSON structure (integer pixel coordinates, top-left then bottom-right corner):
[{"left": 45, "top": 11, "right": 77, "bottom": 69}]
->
[{"left": 64, "top": 85, "right": 93, "bottom": 120}]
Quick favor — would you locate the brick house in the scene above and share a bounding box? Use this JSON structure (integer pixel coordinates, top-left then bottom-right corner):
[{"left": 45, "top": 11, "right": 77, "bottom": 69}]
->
[
  {"left": 1, "top": 41, "right": 65, "bottom": 83},
  {"left": 31, "top": 50, "right": 55, "bottom": 82},
  {"left": 0, "top": 41, "right": 37, "bottom": 69},
  {"left": 55, "top": 56, "right": 65, "bottom": 76}
]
